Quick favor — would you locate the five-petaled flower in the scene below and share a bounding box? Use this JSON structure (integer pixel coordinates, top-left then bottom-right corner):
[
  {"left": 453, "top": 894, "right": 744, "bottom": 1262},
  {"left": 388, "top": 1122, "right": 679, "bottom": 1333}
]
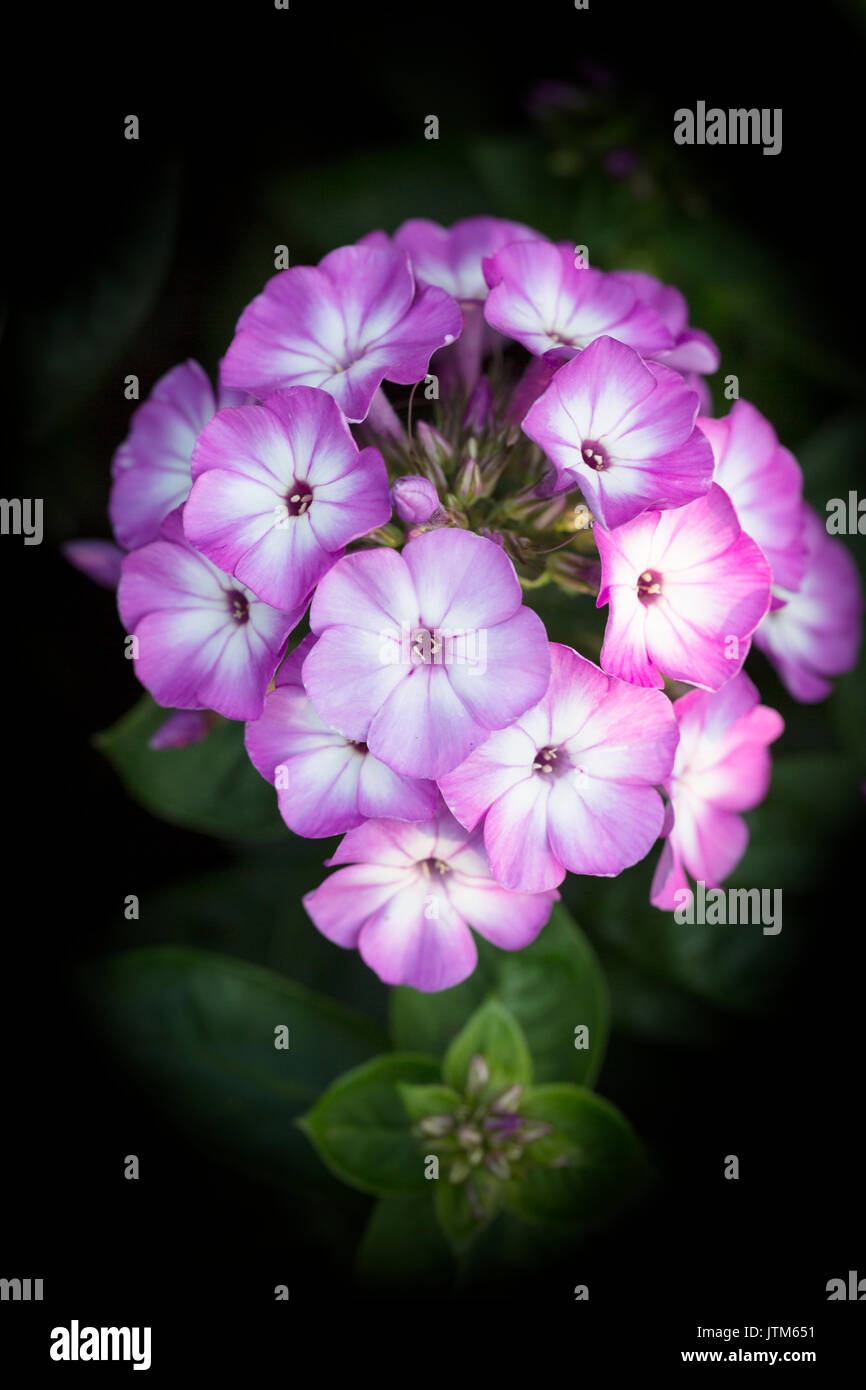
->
[
  {"left": 220, "top": 240, "right": 463, "bottom": 422},
  {"left": 302, "top": 528, "right": 551, "bottom": 780},
  {"left": 303, "top": 800, "right": 558, "bottom": 991},
  {"left": 440, "top": 643, "right": 678, "bottom": 891},
  {"left": 184, "top": 385, "right": 391, "bottom": 612},
  {"left": 522, "top": 335, "right": 714, "bottom": 529},
  {"left": 596, "top": 483, "right": 772, "bottom": 690},
  {"left": 117, "top": 507, "right": 302, "bottom": 721}
]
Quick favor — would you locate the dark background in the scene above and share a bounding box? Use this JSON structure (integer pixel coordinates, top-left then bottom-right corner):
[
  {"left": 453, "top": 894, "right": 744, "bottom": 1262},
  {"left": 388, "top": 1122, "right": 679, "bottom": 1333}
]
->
[{"left": 2, "top": 0, "right": 864, "bottom": 1369}]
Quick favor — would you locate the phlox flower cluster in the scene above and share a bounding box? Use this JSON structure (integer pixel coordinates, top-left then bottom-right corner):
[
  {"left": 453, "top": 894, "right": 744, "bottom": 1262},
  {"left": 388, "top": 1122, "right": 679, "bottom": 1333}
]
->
[{"left": 70, "top": 217, "right": 863, "bottom": 991}]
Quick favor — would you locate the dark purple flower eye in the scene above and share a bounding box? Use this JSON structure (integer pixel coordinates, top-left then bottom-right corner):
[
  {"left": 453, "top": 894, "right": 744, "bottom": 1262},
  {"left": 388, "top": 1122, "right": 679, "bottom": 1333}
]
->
[
  {"left": 228, "top": 590, "right": 250, "bottom": 624},
  {"left": 636, "top": 568, "right": 663, "bottom": 603}
]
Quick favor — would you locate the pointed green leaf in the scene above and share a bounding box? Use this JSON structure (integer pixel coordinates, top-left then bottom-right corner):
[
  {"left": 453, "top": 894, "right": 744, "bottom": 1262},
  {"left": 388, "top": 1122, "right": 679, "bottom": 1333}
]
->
[
  {"left": 442, "top": 998, "right": 532, "bottom": 1096},
  {"left": 503, "top": 1083, "right": 650, "bottom": 1230},
  {"left": 300, "top": 1053, "right": 440, "bottom": 1197},
  {"left": 355, "top": 1196, "right": 452, "bottom": 1289},
  {"left": 434, "top": 1168, "right": 503, "bottom": 1253},
  {"left": 94, "top": 695, "right": 284, "bottom": 841},
  {"left": 78, "top": 947, "right": 386, "bottom": 1189}
]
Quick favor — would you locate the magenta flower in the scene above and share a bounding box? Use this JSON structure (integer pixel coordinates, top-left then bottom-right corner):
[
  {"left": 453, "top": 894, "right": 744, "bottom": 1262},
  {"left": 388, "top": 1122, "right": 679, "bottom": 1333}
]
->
[
  {"left": 302, "top": 800, "right": 558, "bottom": 991},
  {"left": 389, "top": 474, "right": 441, "bottom": 525},
  {"left": 302, "top": 529, "right": 551, "bottom": 780},
  {"left": 245, "top": 635, "right": 437, "bottom": 837},
  {"left": 650, "top": 673, "right": 784, "bottom": 910},
  {"left": 698, "top": 400, "right": 807, "bottom": 600},
  {"left": 596, "top": 483, "right": 772, "bottom": 690},
  {"left": 183, "top": 386, "right": 391, "bottom": 613},
  {"left": 609, "top": 270, "right": 720, "bottom": 376},
  {"left": 753, "top": 504, "right": 863, "bottom": 702},
  {"left": 110, "top": 360, "right": 242, "bottom": 551},
  {"left": 394, "top": 216, "right": 541, "bottom": 304},
  {"left": 439, "top": 643, "right": 678, "bottom": 892},
  {"left": 117, "top": 508, "right": 302, "bottom": 721},
  {"left": 521, "top": 336, "right": 714, "bottom": 529},
  {"left": 393, "top": 218, "right": 542, "bottom": 392},
  {"left": 220, "top": 241, "right": 463, "bottom": 422},
  {"left": 483, "top": 241, "right": 674, "bottom": 360}
]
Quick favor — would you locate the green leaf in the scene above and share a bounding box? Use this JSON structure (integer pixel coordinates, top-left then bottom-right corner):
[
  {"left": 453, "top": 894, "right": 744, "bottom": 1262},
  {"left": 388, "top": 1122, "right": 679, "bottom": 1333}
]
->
[
  {"left": 94, "top": 695, "right": 285, "bottom": 841},
  {"left": 300, "top": 1054, "right": 440, "bottom": 1197},
  {"left": 391, "top": 903, "right": 609, "bottom": 1086},
  {"left": 435, "top": 1169, "right": 503, "bottom": 1253},
  {"left": 106, "top": 856, "right": 387, "bottom": 1025},
  {"left": 78, "top": 947, "right": 387, "bottom": 1190},
  {"left": 503, "top": 1084, "right": 650, "bottom": 1230},
  {"left": 442, "top": 998, "right": 532, "bottom": 1096},
  {"left": 399, "top": 1084, "right": 461, "bottom": 1126},
  {"left": 496, "top": 905, "right": 609, "bottom": 1086},
  {"left": 355, "top": 1196, "right": 453, "bottom": 1290}
]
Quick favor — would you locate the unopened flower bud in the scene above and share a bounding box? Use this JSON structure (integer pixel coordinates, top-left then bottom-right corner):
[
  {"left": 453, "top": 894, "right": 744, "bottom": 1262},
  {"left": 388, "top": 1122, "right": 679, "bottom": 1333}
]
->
[
  {"left": 518, "top": 1120, "right": 553, "bottom": 1144},
  {"left": 449, "top": 1158, "right": 471, "bottom": 1184},
  {"left": 414, "top": 422, "right": 452, "bottom": 489},
  {"left": 417, "top": 1114, "right": 455, "bottom": 1138},
  {"left": 546, "top": 551, "right": 602, "bottom": 595},
  {"left": 466, "top": 1053, "right": 490, "bottom": 1098},
  {"left": 494, "top": 1084, "right": 523, "bottom": 1113},
  {"left": 455, "top": 457, "right": 482, "bottom": 503},
  {"left": 390, "top": 474, "right": 440, "bottom": 524}
]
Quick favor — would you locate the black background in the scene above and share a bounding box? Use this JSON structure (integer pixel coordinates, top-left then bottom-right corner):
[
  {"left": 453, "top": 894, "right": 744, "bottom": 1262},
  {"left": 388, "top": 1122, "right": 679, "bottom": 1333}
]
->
[{"left": 2, "top": 0, "right": 864, "bottom": 1370}]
